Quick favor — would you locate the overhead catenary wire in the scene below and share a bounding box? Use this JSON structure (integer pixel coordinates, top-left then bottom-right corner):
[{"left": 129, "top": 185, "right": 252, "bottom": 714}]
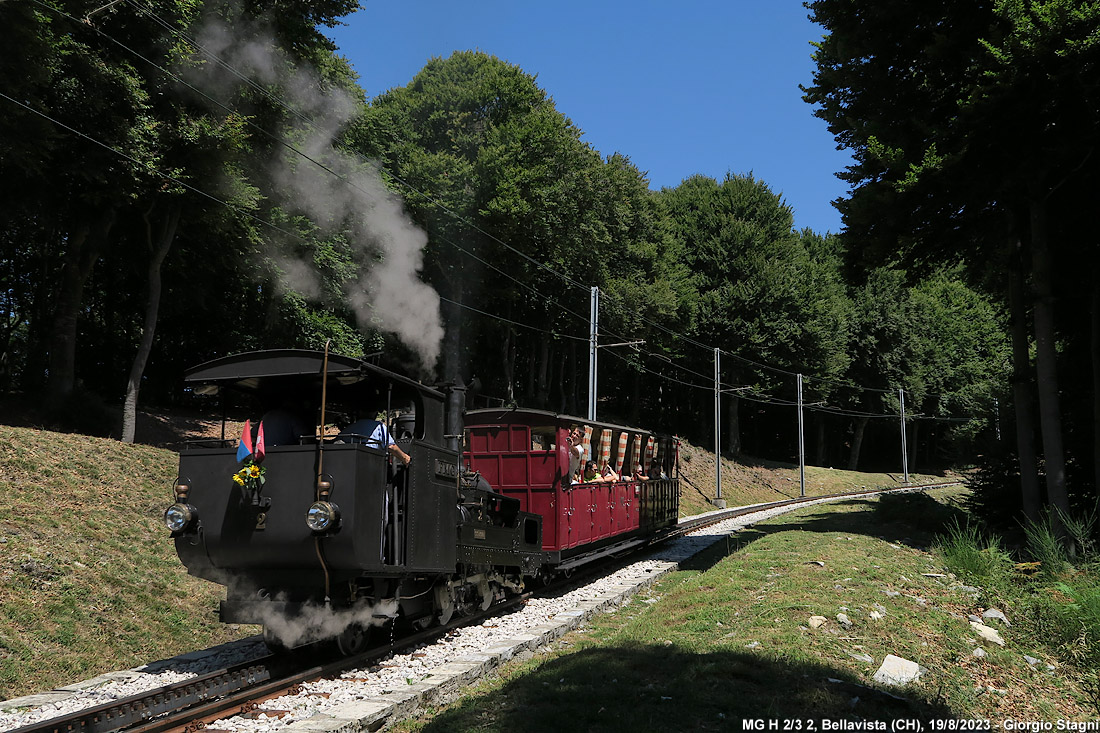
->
[
  {"left": 600, "top": 347, "right": 714, "bottom": 393},
  {"left": 85, "top": 0, "right": 769, "bottom": 395},
  {"left": 0, "top": 91, "right": 319, "bottom": 249},
  {"left": 5, "top": 86, "right": 984, "bottom": 427},
  {"left": 120, "top": 0, "right": 319, "bottom": 130},
  {"left": 439, "top": 296, "right": 587, "bottom": 342},
  {"left": 123, "top": 0, "right": 595, "bottom": 294},
  {"left": 25, "top": 3, "right": 989, "bottom": 417},
  {"left": 37, "top": 0, "right": 607, "bottom": 342}
]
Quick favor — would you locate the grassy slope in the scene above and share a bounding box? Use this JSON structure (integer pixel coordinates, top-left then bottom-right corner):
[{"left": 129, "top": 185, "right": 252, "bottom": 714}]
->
[
  {"left": 395, "top": 491, "right": 1095, "bottom": 730},
  {"left": 675, "top": 438, "right": 947, "bottom": 518},
  {"left": 0, "top": 423, "right": 947, "bottom": 702},
  {"left": 0, "top": 425, "right": 248, "bottom": 700}
]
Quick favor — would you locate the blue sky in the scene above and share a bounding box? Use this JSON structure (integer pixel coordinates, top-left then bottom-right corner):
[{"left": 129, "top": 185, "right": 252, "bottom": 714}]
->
[{"left": 324, "top": 1, "right": 852, "bottom": 235}]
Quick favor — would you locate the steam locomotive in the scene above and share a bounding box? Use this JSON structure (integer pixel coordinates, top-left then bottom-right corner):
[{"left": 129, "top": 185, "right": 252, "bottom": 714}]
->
[{"left": 165, "top": 349, "right": 680, "bottom": 653}]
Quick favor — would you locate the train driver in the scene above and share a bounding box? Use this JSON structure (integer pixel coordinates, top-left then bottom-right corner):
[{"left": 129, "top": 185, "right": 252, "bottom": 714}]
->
[{"left": 340, "top": 417, "right": 412, "bottom": 466}]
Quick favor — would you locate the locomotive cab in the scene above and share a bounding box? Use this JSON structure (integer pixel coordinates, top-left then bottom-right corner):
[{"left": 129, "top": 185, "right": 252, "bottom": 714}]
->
[{"left": 168, "top": 350, "right": 477, "bottom": 651}]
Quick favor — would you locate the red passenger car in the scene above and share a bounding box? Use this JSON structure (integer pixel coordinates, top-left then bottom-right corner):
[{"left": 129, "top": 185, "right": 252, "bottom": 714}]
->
[{"left": 463, "top": 408, "right": 680, "bottom": 572}]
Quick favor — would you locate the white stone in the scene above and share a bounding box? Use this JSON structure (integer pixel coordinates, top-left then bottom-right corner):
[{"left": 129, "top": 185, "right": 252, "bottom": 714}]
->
[
  {"left": 808, "top": 616, "right": 828, "bottom": 628},
  {"left": 872, "top": 654, "right": 923, "bottom": 687},
  {"left": 970, "top": 621, "right": 1005, "bottom": 646}
]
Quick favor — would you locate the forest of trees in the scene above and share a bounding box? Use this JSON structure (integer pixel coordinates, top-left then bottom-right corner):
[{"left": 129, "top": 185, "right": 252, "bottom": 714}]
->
[
  {"left": 4, "top": 1, "right": 1092, "bottom": 529},
  {"left": 803, "top": 0, "right": 1100, "bottom": 527}
]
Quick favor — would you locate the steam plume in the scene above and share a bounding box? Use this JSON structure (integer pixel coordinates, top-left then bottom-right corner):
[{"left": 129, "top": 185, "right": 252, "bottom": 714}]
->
[{"left": 184, "top": 8, "right": 443, "bottom": 370}]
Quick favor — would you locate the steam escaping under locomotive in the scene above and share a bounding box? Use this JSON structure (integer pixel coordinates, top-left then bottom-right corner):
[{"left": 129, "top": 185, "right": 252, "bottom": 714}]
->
[{"left": 165, "top": 349, "right": 680, "bottom": 653}]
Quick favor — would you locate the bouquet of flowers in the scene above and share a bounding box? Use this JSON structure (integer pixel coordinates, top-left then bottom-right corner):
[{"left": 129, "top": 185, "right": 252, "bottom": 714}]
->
[
  {"left": 232, "top": 459, "right": 265, "bottom": 491},
  {"left": 232, "top": 419, "right": 266, "bottom": 491}
]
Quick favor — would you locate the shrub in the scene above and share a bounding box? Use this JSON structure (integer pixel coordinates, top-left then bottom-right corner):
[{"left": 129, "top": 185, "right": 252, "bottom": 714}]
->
[
  {"left": 1022, "top": 511, "right": 1070, "bottom": 580},
  {"left": 935, "top": 518, "right": 1012, "bottom": 587},
  {"left": 1056, "top": 503, "right": 1099, "bottom": 563},
  {"left": 1053, "top": 579, "right": 1100, "bottom": 666}
]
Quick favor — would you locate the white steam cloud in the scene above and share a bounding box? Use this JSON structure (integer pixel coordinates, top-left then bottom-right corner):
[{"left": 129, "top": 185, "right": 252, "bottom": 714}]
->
[
  {"left": 185, "top": 10, "right": 443, "bottom": 370},
  {"left": 259, "top": 594, "right": 400, "bottom": 649}
]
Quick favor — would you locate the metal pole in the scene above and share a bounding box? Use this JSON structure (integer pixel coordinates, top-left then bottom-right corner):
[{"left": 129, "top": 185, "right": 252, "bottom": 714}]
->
[
  {"left": 588, "top": 286, "right": 598, "bottom": 421},
  {"left": 714, "top": 348, "right": 723, "bottom": 505},
  {"left": 797, "top": 373, "right": 805, "bottom": 498},
  {"left": 899, "top": 387, "right": 910, "bottom": 483}
]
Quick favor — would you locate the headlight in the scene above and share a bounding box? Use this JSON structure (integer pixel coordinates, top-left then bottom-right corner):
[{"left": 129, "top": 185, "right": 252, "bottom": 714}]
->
[
  {"left": 164, "top": 503, "right": 196, "bottom": 532},
  {"left": 306, "top": 501, "right": 340, "bottom": 532}
]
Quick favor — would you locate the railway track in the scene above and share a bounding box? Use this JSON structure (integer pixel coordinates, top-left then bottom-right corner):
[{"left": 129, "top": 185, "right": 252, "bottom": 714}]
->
[
  {"left": 9, "top": 481, "right": 960, "bottom": 733},
  {"left": 7, "top": 592, "right": 533, "bottom": 733}
]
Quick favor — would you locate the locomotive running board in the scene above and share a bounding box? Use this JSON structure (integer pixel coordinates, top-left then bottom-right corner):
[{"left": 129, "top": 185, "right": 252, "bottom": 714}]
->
[{"left": 555, "top": 535, "right": 650, "bottom": 572}]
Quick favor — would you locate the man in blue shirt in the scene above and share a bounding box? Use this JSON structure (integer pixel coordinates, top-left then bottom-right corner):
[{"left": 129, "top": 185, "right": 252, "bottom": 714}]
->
[{"left": 341, "top": 418, "right": 411, "bottom": 465}]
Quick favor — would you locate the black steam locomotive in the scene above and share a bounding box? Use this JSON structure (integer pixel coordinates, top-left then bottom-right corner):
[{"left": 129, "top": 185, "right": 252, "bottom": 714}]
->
[{"left": 165, "top": 349, "right": 679, "bottom": 653}]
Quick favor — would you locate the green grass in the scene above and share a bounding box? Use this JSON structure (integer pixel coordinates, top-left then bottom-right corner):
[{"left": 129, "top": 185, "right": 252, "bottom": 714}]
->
[
  {"left": 676, "top": 438, "right": 949, "bottom": 518},
  {"left": 936, "top": 518, "right": 1014, "bottom": 590},
  {"left": 393, "top": 489, "right": 1095, "bottom": 730},
  {"left": 0, "top": 421, "right": 952, "bottom": 703},
  {"left": 1023, "top": 511, "right": 1072, "bottom": 580},
  {"left": 933, "top": 509, "right": 1100, "bottom": 685},
  {"left": 0, "top": 425, "right": 253, "bottom": 701}
]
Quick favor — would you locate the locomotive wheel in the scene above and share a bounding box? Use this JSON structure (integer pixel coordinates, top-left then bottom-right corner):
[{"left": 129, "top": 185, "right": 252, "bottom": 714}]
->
[
  {"left": 335, "top": 622, "right": 370, "bottom": 656},
  {"left": 437, "top": 601, "right": 455, "bottom": 626},
  {"left": 434, "top": 582, "right": 455, "bottom": 625},
  {"left": 477, "top": 576, "right": 493, "bottom": 611}
]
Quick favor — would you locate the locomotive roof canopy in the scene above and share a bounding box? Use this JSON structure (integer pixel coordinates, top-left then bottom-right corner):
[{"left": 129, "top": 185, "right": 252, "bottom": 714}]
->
[{"left": 183, "top": 349, "right": 443, "bottom": 402}]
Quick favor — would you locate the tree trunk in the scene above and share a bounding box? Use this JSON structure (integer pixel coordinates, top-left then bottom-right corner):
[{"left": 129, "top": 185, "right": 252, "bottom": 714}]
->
[
  {"left": 501, "top": 327, "right": 515, "bottom": 404},
  {"left": 1028, "top": 196, "right": 1071, "bottom": 536},
  {"left": 442, "top": 295, "right": 464, "bottom": 385},
  {"left": 1009, "top": 234, "right": 1041, "bottom": 522},
  {"left": 524, "top": 337, "right": 535, "bottom": 405},
  {"left": 122, "top": 203, "right": 180, "bottom": 443},
  {"left": 45, "top": 207, "right": 116, "bottom": 408},
  {"left": 630, "top": 361, "right": 641, "bottom": 425},
  {"left": 908, "top": 419, "right": 920, "bottom": 476},
  {"left": 566, "top": 340, "right": 577, "bottom": 415},
  {"left": 813, "top": 413, "right": 826, "bottom": 467},
  {"left": 1093, "top": 273, "right": 1100, "bottom": 501},
  {"left": 557, "top": 350, "right": 568, "bottom": 414},
  {"left": 849, "top": 416, "right": 868, "bottom": 471},
  {"left": 536, "top": 334, "right": 551, "bottom": 408},
  {"left": 726, "top": 393, "right": 741, "bottom": 459}
]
